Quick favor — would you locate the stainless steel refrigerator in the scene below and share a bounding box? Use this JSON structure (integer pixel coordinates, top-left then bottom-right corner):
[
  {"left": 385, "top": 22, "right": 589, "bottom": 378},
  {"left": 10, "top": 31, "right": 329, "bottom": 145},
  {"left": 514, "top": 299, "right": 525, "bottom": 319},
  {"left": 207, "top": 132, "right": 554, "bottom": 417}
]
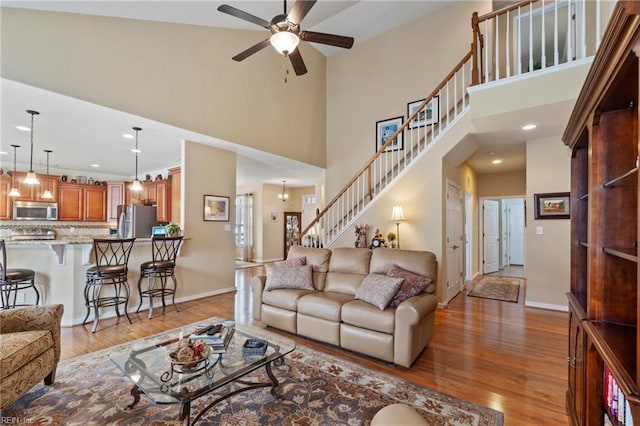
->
[{"left": 117, "top": 205, "right": 158, "bottom": 238}]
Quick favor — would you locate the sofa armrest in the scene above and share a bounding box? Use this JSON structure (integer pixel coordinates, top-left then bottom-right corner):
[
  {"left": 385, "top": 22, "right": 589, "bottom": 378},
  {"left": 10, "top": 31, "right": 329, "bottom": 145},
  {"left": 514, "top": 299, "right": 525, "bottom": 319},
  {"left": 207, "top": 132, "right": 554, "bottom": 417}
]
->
[
  {"left": 251, "top": 275, "right": 267, "bottom": 321},
  {"left": 395, "top": 293, "right": 437, "bottom": 327},
  {"left": 0, "top": 304, "right": 64, "bottom": 364}
]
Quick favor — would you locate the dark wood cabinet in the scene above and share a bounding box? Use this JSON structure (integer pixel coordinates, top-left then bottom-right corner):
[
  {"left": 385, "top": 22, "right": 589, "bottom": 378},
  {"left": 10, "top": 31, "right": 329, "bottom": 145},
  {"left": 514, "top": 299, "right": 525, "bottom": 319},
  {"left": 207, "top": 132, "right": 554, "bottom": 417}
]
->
[
  {"left": 284, "top": 212, "right": 301, "bottom": 258},
  {"left": 563, "top": 4, "right": 640, "bottom": 425},
  {"left": 0, "top": 176, "right": 12, "bottom": 221},
  {"left": 58, "top": 182, "right": 106, "bottom": 221}
]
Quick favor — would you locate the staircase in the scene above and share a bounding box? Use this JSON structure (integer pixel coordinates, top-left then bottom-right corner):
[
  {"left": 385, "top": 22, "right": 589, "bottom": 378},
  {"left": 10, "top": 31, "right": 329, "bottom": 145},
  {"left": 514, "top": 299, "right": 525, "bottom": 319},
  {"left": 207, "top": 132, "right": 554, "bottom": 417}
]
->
[{"left": 300, "top": 0, "right": 611, "bottom": 248}]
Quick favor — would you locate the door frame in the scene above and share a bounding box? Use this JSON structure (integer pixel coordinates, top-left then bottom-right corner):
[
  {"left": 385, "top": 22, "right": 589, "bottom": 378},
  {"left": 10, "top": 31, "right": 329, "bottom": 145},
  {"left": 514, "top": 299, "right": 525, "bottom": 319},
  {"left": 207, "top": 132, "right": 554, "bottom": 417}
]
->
[
  {"left": 478, "top": 195, "right": 526, "bottom": 276},
  {"left": 445, "top": 179, "right": 464, "bottom": 303}
]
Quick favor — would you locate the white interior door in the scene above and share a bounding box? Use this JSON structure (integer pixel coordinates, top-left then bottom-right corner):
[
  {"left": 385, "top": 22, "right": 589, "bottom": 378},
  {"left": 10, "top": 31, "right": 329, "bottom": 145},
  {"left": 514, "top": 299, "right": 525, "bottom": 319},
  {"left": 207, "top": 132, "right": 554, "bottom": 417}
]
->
[
  {"left": 483, "top": 199, "right": 500, "bottom": 274},
  {"left": 465, "top": 192, "right": 473, "bottom": 280},
  {"left": 446, "top": 181, "right": 464, "bottom": 302},
  {"left": 507, "top": 198, "right": 525, "bottom": 265}
]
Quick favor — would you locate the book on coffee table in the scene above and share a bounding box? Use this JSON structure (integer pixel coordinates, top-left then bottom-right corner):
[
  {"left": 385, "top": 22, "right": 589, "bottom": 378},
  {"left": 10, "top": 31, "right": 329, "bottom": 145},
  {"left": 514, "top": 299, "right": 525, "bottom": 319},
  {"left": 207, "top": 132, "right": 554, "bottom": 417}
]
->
[{"left": 189, "top": 324, "right": 234, "bottom": 353}]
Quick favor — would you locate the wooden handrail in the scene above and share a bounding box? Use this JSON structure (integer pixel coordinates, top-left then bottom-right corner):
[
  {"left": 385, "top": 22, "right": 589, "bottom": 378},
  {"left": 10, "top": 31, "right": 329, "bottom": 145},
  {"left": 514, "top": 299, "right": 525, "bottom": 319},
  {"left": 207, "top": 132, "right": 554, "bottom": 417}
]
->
[
  {"left": 477, "top": 0, "right": 537, "bottom": 23},
  {"left": 299, "top": 50, "right": 473, "bottom": 242}
]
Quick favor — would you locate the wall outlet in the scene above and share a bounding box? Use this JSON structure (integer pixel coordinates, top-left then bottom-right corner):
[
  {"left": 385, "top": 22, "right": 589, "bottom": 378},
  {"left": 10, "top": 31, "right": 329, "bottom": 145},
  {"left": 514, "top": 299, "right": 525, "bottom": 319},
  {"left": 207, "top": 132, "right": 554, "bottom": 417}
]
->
[{"left": 536, "top": 226, "right": 543, "bottom": 235}]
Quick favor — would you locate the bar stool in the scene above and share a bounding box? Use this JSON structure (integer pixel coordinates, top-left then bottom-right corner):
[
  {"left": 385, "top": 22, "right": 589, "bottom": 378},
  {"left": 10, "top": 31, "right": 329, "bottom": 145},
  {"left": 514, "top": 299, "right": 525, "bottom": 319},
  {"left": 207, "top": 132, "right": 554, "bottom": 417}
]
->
[
  {"left": 0, "top": 240, "right": 40, "bottom": 309},
  {"left": 136, "top": 236, "right": 183, "bottom": 319},
  {"left": 83, "top": 238, "right": 135, "bottom": 332}
]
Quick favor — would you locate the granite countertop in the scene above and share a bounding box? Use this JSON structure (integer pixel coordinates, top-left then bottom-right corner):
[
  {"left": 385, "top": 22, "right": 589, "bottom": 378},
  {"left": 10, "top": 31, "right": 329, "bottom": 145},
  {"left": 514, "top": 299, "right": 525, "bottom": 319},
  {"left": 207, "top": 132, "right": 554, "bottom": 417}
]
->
[{"left": 6, "top": 236, "right": 153, "bottom": 245}]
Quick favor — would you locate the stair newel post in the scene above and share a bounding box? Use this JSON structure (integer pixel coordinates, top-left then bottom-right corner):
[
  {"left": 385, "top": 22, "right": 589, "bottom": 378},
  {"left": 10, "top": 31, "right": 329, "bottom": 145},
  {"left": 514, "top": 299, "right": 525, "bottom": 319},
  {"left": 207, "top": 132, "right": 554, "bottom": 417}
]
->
[{"left": 471, "top": 11, "right": 481, "bottom": 85}]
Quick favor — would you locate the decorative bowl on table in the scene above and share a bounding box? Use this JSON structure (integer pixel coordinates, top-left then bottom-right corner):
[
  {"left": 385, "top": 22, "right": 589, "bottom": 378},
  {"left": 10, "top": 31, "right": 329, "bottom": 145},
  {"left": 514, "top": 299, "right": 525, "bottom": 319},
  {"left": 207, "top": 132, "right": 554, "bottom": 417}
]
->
[{"left": 168, "top": 339, "right": 211, "bottom": 372}]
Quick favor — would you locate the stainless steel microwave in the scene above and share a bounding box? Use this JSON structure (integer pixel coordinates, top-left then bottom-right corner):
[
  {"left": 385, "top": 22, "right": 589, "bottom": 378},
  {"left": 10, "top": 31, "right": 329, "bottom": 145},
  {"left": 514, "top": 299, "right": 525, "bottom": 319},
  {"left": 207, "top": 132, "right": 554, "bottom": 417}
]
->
[{"left": 13, "top": 201, "right": 58, "bottom": 221}]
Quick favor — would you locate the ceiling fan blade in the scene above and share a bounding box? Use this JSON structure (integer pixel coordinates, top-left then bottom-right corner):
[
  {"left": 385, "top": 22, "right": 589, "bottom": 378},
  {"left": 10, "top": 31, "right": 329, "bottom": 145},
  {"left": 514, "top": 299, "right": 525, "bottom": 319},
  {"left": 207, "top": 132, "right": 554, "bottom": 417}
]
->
[
  {"left": 287, "top": 0, "right": 317, "bottom": 24},
  {"left": 232, "top": 39, "right": 271, "bottom": 62},
  {"left": 300, "top": 31, "right": 354, "bottom": 49},
  {"left": 288, "top": 49, "right": 308, "bottom": 76},
  {"left": 217, "top": 4, "right": 272, "bottom": 29}
]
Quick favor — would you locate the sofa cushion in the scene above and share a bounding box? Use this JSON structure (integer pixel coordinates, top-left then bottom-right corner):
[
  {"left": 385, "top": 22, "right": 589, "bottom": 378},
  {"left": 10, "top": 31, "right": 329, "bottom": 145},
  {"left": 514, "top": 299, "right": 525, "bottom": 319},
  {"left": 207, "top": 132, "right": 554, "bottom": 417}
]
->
[
  {"left": 329, "top": 248, "right": 372, "bottom": 275},
  {"left": 265, "top": 264, "right": 313, "bottom": 291},
  {"left": 262, "top": 288, "right": 313, "bottom": 311},
  {"left": 355, "top": 274, "right": 404, "bottom": 310},
  {"left": 275, "top": 256, "right": 306, "bottom": 267},
  {"left": 387, "top": 265, "right": 433, "bottom": 307},
  {"left": 0, "top": 330, "right": 53, "bottom": 378},
  {"left": 342, "top": 299, "right": 396, "bottom": 333},
  {"left": 288, "top": 246, "right": 331, "bottom": 290},
  {"left": 297, "top": 292, "right": 354, "bottom": 321},
  {"left": 369, "top": 249, "right": 437, "bottom": 282}
]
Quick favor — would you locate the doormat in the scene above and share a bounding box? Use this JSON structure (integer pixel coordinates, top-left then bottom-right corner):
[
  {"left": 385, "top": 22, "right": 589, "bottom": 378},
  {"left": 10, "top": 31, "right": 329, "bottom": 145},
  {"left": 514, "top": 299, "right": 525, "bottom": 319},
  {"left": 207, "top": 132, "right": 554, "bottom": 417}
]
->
[{"left": 467, "top": 276, "right": 521, "bottom": 303}]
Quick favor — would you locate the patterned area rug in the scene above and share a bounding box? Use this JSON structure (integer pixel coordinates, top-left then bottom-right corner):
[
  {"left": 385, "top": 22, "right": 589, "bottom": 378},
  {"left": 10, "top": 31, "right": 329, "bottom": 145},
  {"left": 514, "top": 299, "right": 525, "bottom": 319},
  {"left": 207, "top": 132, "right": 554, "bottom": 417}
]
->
[
  {"left": 467, "top": 276, "right": 521, "bottom": 303},
  {"left": 3, "top": 325, "right": 503, "bottom": 426}
]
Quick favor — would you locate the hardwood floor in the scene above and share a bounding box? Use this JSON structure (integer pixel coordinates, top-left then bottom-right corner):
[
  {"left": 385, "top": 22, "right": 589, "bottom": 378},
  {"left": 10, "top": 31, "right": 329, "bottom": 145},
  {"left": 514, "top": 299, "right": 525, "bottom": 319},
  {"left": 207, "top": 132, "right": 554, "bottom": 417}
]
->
[{"left": 61, "top": 266, "right": 569, "bottom": 425}]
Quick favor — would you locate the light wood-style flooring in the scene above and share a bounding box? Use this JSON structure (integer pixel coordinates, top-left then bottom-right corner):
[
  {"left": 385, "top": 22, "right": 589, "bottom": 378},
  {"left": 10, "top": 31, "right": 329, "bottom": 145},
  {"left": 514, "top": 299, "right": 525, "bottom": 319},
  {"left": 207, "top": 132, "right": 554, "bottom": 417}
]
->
[{"left": 60, "top": 266, "right": 569, "bottom": 425}]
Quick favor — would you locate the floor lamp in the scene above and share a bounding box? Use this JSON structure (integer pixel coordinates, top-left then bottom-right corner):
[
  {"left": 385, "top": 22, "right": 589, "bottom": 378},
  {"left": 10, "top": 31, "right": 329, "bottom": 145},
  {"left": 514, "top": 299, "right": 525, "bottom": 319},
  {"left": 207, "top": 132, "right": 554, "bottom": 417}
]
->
[{"left": 391, "top": 205, "right": 405, "bottom": 249}]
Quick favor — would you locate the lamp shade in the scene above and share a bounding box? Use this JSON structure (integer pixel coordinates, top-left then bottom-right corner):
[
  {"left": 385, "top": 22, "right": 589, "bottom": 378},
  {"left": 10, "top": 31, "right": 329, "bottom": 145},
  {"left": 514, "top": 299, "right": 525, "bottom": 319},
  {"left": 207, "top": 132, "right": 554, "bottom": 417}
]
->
[
  {"left": 130, "top": 179, "right": 143, "bottom": 192},
  {"left": 270, "top": 31, "right": 299, "bottom": 55},
  {"left": 391, "top": 205, "right": 405, "bottom": 222}
]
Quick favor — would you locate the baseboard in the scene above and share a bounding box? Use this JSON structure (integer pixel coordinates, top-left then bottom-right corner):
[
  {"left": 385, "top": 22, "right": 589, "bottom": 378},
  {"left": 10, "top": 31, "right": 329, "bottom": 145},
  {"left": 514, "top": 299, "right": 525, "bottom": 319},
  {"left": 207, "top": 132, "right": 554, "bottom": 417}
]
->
[
  {"left": 524, "top": 300, "right": 568, "bottom": 312},
  {"left": 254, "top": 257, "right": 283, "bottom": 263},
  {"left": 61, "top": 286, "right": 237, "bottom": 327}
]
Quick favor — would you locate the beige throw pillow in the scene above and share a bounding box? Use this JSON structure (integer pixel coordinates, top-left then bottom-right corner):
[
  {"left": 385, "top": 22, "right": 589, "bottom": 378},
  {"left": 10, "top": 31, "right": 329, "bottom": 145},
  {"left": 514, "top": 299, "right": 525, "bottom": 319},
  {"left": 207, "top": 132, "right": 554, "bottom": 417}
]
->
[
  {"left": 265, "top": 264, "right": 313, "bottom": 291},
  {"left": 355, "top": 273, "right": 404, "bottom": 310}
]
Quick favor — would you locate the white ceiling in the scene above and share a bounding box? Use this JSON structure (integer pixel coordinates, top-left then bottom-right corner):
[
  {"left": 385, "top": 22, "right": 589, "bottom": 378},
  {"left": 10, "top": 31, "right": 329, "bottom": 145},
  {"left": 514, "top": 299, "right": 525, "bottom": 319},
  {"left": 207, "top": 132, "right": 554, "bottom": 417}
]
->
[{"left": 0, "top": 1, "right": 532, "bottom": 187}]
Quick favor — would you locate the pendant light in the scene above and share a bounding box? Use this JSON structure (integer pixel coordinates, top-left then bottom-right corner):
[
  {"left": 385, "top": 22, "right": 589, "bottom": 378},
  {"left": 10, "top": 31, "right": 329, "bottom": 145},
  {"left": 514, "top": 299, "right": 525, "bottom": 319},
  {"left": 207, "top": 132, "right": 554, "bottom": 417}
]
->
[
  {"left": 23, "top": 110, "right": 40, "bottom": 185},
  {"left": 41, "top": 150, "right": 53, "bottom": 199},
  {"left": 8, "top": 145, "right": 20, "bottom": 197},
  {"left": 278, "top": 180, "right": 289, "bottom": 202},
  {"left": 130, "top": 126, "right": 143, "bottom": 192}
]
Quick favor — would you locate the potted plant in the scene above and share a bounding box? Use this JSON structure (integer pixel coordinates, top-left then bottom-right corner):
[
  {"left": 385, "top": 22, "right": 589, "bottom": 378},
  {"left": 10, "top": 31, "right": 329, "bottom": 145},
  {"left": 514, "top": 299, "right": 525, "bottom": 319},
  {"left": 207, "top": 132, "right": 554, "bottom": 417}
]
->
[
  {"left": 387, "top": 232, "right": 397, "bottom": 248},
  {"left": 165, "top": 222, "right": 182, "bottom": 237}
]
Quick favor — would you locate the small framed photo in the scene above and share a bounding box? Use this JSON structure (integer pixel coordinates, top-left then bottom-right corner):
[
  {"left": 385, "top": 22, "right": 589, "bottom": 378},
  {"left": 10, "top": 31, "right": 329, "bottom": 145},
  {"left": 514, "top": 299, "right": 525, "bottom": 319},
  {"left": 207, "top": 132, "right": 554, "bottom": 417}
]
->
[
  {"left": 407, "top": 96, "right": 439, "bottom": 129},
  {"left": 203, "top": 194, "right": 230, "bottom": 222},
  {"left": 376, "top": 116, "right": 404, "bottom": 152},
  {"left": 533, "top": 192, "right": 570, "bottom": 219}
]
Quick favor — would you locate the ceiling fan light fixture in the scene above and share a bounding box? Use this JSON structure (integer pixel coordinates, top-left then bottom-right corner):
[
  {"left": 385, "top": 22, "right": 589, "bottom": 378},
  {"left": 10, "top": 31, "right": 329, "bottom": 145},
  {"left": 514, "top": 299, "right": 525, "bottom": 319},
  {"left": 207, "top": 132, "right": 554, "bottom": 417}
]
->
[{"left": 270, "top": 31, "right": 299, "bottom": 55}]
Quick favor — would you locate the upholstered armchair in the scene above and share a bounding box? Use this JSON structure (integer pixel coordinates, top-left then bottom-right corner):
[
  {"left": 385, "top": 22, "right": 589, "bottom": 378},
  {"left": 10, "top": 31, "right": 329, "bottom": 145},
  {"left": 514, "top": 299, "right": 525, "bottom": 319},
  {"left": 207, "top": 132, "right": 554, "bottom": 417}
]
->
[{"left": 0, "top": 304, "right": 64, "bottom": 408}]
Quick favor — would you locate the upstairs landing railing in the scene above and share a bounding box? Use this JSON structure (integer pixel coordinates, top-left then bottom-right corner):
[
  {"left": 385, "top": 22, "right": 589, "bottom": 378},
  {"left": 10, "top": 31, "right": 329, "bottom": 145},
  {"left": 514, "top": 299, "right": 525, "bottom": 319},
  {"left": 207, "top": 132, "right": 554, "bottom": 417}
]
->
[{"left": 299, "top": 0, "right": 612, "bottom": 248}]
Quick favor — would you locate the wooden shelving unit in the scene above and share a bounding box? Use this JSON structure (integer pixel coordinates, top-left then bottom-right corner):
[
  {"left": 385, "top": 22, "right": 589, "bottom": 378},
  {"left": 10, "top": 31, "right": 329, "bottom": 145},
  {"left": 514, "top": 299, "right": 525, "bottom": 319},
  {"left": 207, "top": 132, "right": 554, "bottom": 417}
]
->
[{"left": 562, "top": 3, "right": 640, "bottom": 425}]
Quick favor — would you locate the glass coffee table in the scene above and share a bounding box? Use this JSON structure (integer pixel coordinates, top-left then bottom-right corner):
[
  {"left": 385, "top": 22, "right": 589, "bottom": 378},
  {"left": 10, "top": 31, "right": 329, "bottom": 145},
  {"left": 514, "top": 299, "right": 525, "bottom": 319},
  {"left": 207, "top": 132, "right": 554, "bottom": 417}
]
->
[{"left": 108, "top": 322, "right": 295, "bottom": 425}]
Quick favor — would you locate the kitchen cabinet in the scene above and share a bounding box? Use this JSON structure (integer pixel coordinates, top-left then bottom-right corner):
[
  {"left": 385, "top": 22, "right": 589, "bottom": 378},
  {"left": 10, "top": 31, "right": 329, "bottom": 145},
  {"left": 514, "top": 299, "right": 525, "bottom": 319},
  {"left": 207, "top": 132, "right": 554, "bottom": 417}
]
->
[
  {"left": 169, "top": 166, "right": 181, "bottom": 224},
  {"left": 107, "top": 181, "right": 125, "bottom": 221},
  {"left": 12, "top": 172, "right": 59, "bottom": 202},
  {"left": 0, "top": 176, "right": 11, "bottom": 221},
  {"left": 155, "top": 180, "right": 171, "bottom": 223},
  {"left": 58, "top": 182, "right": 106, "bottom": 222}
]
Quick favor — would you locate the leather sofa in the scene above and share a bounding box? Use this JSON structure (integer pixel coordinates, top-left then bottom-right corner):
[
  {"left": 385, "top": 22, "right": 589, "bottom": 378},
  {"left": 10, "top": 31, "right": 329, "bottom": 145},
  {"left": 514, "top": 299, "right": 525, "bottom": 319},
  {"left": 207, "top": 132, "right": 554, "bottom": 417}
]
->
[
  {"left": 251, "top": 246, "right": 437, "bottom": 367},
  {"left": 0, "top": 304, "right": 64, "bottom": 408}
]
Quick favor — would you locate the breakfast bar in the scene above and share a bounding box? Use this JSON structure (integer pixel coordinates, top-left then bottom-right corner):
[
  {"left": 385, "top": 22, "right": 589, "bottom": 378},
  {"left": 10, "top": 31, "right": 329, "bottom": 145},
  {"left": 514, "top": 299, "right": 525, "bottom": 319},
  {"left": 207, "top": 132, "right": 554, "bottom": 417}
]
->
[{"left": 4, "top": 236, "right": 183, "bottom": 326}]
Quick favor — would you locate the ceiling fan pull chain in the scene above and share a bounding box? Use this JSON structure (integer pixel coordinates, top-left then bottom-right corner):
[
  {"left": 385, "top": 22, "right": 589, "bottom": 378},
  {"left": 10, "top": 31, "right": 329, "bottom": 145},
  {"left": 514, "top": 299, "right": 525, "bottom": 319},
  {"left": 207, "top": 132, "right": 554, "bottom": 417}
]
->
[{"left": 284, "top": 62, "right": 289, "bottom": 84}]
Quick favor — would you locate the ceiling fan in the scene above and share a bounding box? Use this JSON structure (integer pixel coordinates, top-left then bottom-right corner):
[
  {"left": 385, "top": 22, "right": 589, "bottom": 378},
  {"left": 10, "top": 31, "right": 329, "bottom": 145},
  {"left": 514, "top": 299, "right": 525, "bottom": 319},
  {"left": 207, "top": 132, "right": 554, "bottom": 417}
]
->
[{"left": 217, "top": 0, "right": 354, "bottom": 76}]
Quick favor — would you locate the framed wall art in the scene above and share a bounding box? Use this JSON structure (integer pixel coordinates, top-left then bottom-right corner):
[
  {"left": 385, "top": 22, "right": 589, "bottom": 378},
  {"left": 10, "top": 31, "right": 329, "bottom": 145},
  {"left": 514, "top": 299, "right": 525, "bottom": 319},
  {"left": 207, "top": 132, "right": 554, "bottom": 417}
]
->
[
  {"left": 376, "top": 116, "right": 404, "bottom": 152},
  {"left": 407, "top": 96, "right": 440, "bottom": 129},
  {"left": 533, "top": 192, "right": 570, "bottom": 219},
  {"left": 203, "top": 194, "right": 230, "bottom": 222}
]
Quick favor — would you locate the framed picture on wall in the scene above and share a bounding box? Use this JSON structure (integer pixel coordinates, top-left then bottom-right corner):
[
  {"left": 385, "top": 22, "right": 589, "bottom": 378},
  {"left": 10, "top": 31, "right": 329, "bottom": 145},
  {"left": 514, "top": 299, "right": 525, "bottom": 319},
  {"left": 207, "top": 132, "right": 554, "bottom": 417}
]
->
[
  {"left": 407, "top": 96, "right": 440, "bottom": 129},
  {"left": 375, "top": 116, "right": 404, "bottom": 153},
  {"left": 533, "top": 192, "right": 570, "bottom": 219},
  {"left": 203, "top": 194, "right": 230, "bottom": 221}
]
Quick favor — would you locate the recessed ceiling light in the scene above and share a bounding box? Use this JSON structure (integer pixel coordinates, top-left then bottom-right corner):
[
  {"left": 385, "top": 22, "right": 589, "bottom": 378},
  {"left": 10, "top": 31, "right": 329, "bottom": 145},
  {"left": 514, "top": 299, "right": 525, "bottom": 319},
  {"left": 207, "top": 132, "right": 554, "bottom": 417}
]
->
[
  {"left": 16, "top": 125, "right": 30, "bottom": 131},
  {"left": 122, "top": 133, "right": 134, "bottom": 139},
  {"left": 0, "top": 151, "right": 7, "bottom": 155},
  {"left": 131, "top": 148, "right": 141, "bottom": 153},
  {"left": 492, "top": 159, "right": 503, "bottom": 164},
  {"left": 91, "top": 164, "right": 100, "bottom": 168},
  {"left": 522, "top": 124, "right": 537, "bottom": 130}
]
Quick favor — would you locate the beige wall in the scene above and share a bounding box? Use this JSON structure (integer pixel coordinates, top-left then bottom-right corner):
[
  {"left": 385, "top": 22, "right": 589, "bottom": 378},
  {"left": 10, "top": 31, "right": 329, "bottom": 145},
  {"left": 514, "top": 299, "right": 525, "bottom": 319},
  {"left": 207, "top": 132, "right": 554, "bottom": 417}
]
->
[
  {"left": 525, "top": 136, "right": 571, "bottom": 309},
  {"left": 325, "top": 0, "right": 491, "bottom": 200},
  {"left": 1, "top": 7, "right": 327, "bottom": 168},
  {"left": 477, "top": 171, "right": 526, "bottom": 197},
  {"left": 180, "top": 141, "right": 236, "bottom": 295}
]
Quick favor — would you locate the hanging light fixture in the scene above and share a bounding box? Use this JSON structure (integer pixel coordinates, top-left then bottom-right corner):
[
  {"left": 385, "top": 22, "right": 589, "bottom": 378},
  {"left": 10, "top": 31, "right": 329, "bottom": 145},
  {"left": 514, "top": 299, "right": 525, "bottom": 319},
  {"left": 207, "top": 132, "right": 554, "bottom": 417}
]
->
[
  {"left": 8, "top": 144, "right": 20, "bottom": 197},
  {"left": 130, "top": 126, "right": 143, "bottom": 192},
  {"left": 41, "top": 149, "right": 53, "bottom": 199},
  {"left": 23, "top": 110, "right": 40, "bottom": 185},
  {"left": 278, "top": 180, "right": 289, "bottom": 202}
]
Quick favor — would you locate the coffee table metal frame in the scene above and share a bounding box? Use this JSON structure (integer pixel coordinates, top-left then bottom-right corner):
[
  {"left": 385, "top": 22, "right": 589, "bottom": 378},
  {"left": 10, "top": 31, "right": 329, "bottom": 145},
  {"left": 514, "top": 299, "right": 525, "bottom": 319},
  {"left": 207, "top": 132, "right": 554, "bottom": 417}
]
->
[{"left": 108, "top": 323, "right": 295, "bottom": 425}]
